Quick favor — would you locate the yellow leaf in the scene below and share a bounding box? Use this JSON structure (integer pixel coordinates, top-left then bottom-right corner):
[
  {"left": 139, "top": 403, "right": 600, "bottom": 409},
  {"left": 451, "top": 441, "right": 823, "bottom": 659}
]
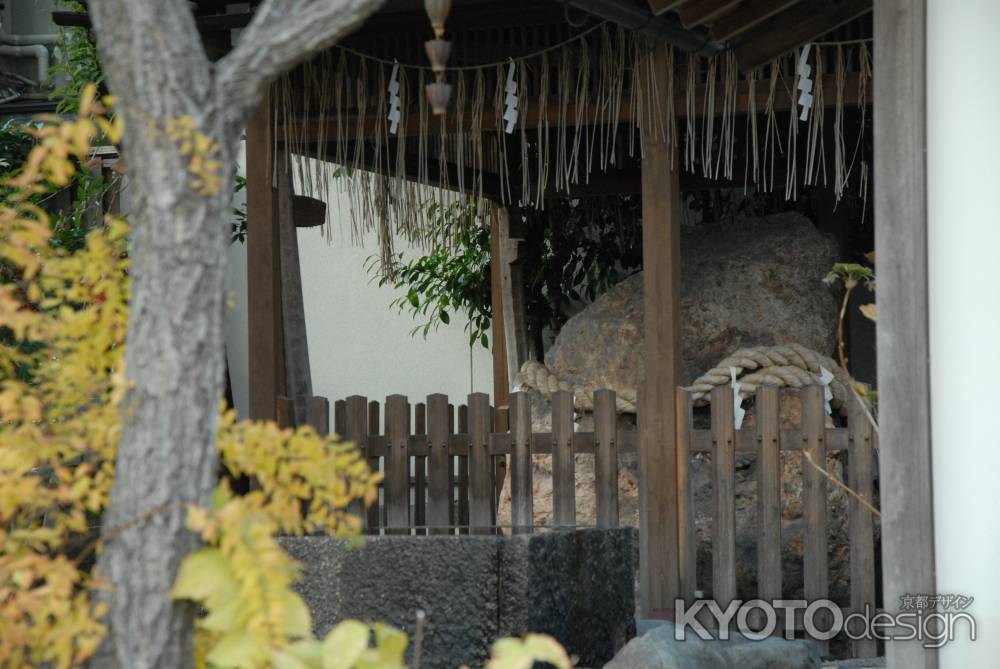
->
[
  {"left": 206, "top": 631, "right": 269, "bottom": 669},
  {"left": 170, "top": 548, "right": 232, "bottom": 601},
  {"left": 322, "top": 620, "right": 370, "bottom": 669},
  {"left": 859, "top": 303, "right": 877, "bottom": 321},
  {"left": 282, "top": 591, "right": 313, "bottom": 638},
  {"left": 372, "top": 623, "right": 407, "bottom": 665},
  {"left": 487, "top": 634, "right": 572, "bottom": 669}
]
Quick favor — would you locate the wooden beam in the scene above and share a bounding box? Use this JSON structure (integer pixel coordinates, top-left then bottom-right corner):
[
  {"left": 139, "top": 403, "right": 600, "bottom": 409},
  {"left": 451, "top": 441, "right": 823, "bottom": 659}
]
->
[
  {"left": 246, "top": 98, "right": 285, "bottom": 421},
  {"left": 873, "top": 2, "right": 937, "bottom": 668},
  {"left": 647, "top": 0, "right": 690, "bottom": 16},
  {"left": 676, "top": 0, "right": 742, "bottom": 28},
  {"left": 734, "top": 0, "right": 872, "bottom": 69},
  {"left": 709, "top": 0, "right": 803, "bottom": 42},
  {"left": 638, "top": 41, "right": 681, "bottom": 618}
]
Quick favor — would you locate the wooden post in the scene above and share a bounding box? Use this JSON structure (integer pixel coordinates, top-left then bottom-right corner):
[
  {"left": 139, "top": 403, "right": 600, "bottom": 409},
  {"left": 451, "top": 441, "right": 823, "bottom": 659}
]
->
[
  {"left": 426, "top": 394, "right": 451, "bottom": 534},
  {"left": 276, "top": 151, "right": 312, "bottom": 426},
  {"left": 368, "top": 400, "right": 382, "bottom": 533},
  {"left": 709, "top": 385, "right": 736, "bottom": 611},
  {"left": 594, "top": 389, "right": 619, "bottom": 529},
  {"left": 306, "top": 396, "right": 329, "bottom": 436},
  {"left": 675, "top": 388, "right": 696, "bottom": 603},
  {"left": 499, "top": 208, "right": 530, "bottom": 384},
  {"left": 246, "top": 97, "right": 284, "bottom": 421},
  {"left": 384, "top": 395, "right": 410, "bottom": 534},
  {"left": 638, "top": 40, "right": 682, "bottom": 617},
  {"left": 344, "top": 396, "right": 370, "bottom": 528},
  {"left": 802, "top": 385, "right": 829, "bottom": 657},
  {"left": 490, "top": 206, "right": 511, "bottom": 421},
  {"left": 509, "top": 391, "right": 533, "bottom": 534},
  {"left": 873, "top": 3, "right": 937, "bottom": 668},
  {"left": 490, "top": 206, "right": 511, "bottom": 514},
  {"left": 551, "top": 390, "right": 576, "bottom": 528},
  {"left": 756, "top": 386, "right": 782, "bottom": 606},
  {"left": 414, "top": 402, "right": 427, "bottom": 535},
  {"left": 467, "top": 393, "right": 493, "bottom": 534},
  {"left": 848, "top": 391, "right": 877, "bottom": 659}
]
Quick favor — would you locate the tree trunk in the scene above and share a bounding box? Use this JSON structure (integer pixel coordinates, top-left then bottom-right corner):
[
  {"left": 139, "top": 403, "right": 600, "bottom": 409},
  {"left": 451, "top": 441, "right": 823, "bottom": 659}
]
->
[{"left": 84, "top": 1, "right": 383, "bottom": 667}]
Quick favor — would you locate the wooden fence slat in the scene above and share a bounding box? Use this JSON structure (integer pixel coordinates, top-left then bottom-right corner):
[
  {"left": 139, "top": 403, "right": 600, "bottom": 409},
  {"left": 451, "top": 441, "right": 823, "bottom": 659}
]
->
[
  {"left": 595, "top": 389, "right": 619, "bottom": 529},
  {"left": 467, "top": 394, "right": 493, "bottom": 534},
  {"left": 276, "top": 396, "right": 294, "bottom": 429},
  {"left": 334, "top": 399, "right": 346, "bottom": 436},
  {"left": 802, "top": 384, "right": 829, "bottom": 656},
  {"left": 345, "top": 396, "right": 372, "bottom": 531},
  {"left": 427, "top": 394, "right": 451, "bottom": 534},
  {"left": 384, "top": 395, "right": 410, "bottom": 534},
  {"left": 675, "top": 387, "right": 696, "bottom": 603},
  {"left": 368, "top": 400, "right": 383, "bottom": 532},
  {"left": 756, "top": 386, "right": 782, "bottom": 605},
  {"left": 509, "top": 391, "right": 533, "bottom": 534},
  {"left": 710, "top": 385, "right": 736, "bottom": 609},
  {"left": 551, "top": 390, "right": 576, "bottom": 528},
  {"left": 457, "top": 404, "right": 470, "bottom": 532},
  {"left": 306, "top": 396, "right": 330, "bottom": 436},
  {"left": 414, "top": 402, "right": 427, "bottom": 535},
  {"left": 848, "top": 393, "right": 878, "bottom": 658}
]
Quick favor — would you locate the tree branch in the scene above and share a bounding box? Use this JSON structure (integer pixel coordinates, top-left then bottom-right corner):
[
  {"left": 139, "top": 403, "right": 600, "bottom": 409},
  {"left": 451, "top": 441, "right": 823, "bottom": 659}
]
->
[{"left": 216, "top": 0, "right": 385, "bottom": 131}]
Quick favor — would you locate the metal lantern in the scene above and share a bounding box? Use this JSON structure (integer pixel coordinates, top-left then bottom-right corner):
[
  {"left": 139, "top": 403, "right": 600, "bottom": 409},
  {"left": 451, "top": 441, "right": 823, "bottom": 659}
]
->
[{"left": 424, "top": 0, "right": 452, "bottom": 38}]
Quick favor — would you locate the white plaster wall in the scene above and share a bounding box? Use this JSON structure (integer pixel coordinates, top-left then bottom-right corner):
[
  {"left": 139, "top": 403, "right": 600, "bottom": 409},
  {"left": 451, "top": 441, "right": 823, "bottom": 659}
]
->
[
  {"left": 223, "top": 147, "right": 493, "bottom": 419},
  {"left": 296, "top": 203, "right": 493, "bottom": 407}
]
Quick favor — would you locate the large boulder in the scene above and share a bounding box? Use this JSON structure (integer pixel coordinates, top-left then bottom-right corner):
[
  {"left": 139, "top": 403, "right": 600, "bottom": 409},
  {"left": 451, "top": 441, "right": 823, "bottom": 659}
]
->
[
  {"left": 545, "top": 212, "right": 839, "bottom": 387},
  {"left": 603, "top": 621, "right": 821, "bottom": 669}
]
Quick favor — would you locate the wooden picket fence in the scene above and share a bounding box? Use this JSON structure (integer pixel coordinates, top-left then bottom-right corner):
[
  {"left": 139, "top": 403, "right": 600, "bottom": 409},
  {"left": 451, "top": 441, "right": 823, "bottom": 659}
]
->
[
  {"left": 280, "top": 383, "right": 878, "bottom": 655},
  {"left": 280, "top": 390, "right": 637, "bottom": 534},
  {"left": 676, "top": 384, "right": 879, "bottom": 658}
]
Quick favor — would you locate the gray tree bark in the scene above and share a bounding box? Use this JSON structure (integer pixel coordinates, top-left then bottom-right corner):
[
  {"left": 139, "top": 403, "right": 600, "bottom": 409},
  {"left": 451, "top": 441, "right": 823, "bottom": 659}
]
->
[{"left": 85, "top": 1, "right": 382, "bottom": 667}]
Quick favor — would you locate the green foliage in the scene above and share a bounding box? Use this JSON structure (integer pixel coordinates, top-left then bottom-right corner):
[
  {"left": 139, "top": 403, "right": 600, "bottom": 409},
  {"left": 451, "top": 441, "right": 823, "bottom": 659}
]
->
[
  {"left": 49, "top": 2, "right": 105, "bottom": 114},
  {"left": 520, "top": 195, "right": 642, "bottom": 338},
  {"left": 372, "top": 201, "right": 493, "bottom": 348}
]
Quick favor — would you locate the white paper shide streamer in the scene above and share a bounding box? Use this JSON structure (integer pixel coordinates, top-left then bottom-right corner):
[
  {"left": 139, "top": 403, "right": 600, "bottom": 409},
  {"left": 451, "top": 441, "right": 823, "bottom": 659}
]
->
[
  {"left": 503, "top": 59, "right": 519, "bottom": 134},
  {"left": 730, "top": 366, "right": 746, "bottom": 430},
  {"left": 388, "top": 61, "right": 401, "bottom": 135},
  {"left": 797, "top": 43, "right": 814, "bottom": 122}
]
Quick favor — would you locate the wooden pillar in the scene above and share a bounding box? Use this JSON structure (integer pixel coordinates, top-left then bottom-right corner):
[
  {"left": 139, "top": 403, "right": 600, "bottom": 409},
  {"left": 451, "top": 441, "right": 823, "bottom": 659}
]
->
[
  {"left": 499, "top": 208, "right": 530, "bottom": 385},
  {"left": 638, "top": 41, "right": 681, "bottom": 618},
  {"left": 246, "top": 96, "right": 285, "bottom": 421},
  {"left": 489, "top": 205, "right": 510, "bottom": 425},
  {"left": 490, "top": 205, "right": 510, "bottom": 503},
  {"left": 873, "top": 3, "right": 937, "bottom": 668}
]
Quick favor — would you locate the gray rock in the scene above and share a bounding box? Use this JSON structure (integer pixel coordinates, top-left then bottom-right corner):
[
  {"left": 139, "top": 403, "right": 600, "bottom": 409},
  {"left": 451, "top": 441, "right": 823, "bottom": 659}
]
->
[
  {"left": 545, "top": 212, "right": 839, "bottom": 387},
  {"left": 280, "top": 528, "right": 636, "bottom": 669},
  {"left": 604, "top": 621, "right": 821, "bottom": 669}
]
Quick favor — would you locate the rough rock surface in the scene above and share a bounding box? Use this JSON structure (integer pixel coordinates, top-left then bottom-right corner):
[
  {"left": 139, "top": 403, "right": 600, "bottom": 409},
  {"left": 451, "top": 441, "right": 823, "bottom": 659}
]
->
[
  {"left": 604, "top": 621, "right": 821, "bottom": 669},
  {"left": 545, "top": 212, "right": 839, "bottom": 388},
  {"left": 280, "top": 529, "right": 636, "bottom": 669}
]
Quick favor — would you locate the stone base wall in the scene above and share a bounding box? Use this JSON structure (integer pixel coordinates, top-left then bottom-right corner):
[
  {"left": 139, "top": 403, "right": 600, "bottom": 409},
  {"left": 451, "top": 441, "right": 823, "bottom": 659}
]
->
[{"left": 280, "top": 528, "right": 636, "bottom": 669}]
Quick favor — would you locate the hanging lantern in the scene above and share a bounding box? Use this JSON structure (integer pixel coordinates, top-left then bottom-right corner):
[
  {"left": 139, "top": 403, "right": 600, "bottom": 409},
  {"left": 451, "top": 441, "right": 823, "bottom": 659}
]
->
[
  {"left": 425, "top": 39, "right": 451, "bottom": 75},
  {"left": 424, "top": 0, "right": 451, "bottom": 38},
  {"left": 423, "top": 0, "right": 452, "bottom": 114},
  {"left": 426, "top": 82, "right": 452, "bottom": 115}
]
